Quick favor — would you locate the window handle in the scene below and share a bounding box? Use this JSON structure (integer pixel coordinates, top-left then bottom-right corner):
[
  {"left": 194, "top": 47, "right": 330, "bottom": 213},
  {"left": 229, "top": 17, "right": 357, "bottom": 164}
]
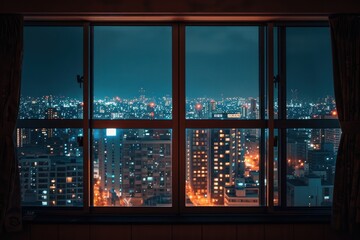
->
[
  {"left": 77, "top": 75, "right": 84, "bottom": 88},
  {"left": 273, "top": 75, "right": 280, "bottom": 88}
]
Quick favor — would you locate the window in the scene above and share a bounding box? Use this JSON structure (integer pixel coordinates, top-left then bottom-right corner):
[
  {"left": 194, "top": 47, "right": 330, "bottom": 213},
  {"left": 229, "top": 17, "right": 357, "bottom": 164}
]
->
[
  {"left": 91, "top": 26, "right": 173, "bottom": 207},
  {"left": 273, "top": 26, "right": 339, "bottom": 207},
  {"left": 19, "top": 26, "right": 84, "bottom": 207},
  {"left": 18, "top": 21, "right": 339, "bottom": 215},
  {"left": 185, "top": 26, "right": 265, "bottom": 207}
]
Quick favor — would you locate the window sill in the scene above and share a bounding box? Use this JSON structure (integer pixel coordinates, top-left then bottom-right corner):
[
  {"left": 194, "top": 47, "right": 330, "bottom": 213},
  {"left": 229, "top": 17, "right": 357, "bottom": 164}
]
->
[{"left": 23, "top": 212, "right": 331, "bottom": 224}]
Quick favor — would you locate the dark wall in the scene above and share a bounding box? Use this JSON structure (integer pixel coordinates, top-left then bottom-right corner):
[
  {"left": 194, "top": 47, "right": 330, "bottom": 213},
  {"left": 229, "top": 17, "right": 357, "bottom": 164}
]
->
[
  {"left": 1, "top": 0, "right": 360, "bottom": 14},
  {"left": 5, "top": 223, "right": 350, "bottom": 240},
  {"left": 2, "top": 2, "right": 359, "bottom": 240}
]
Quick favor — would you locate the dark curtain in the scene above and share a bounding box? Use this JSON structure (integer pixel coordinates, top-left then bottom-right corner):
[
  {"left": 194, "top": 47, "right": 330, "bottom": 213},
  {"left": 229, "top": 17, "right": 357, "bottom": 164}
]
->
[
  {"left": 329, "top": 15, "right": 360, "bottom": 234},
  {"left": 0, "top": 15, "right": 23, "bottom": 234}
]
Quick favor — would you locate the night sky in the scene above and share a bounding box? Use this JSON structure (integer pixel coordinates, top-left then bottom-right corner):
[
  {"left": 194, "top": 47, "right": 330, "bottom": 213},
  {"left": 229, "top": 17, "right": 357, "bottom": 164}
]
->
[
  {"left": 94, "top": 26, "right": 172, "bottom": 99},
  {"left": 22, "top": 27, "right": 83, "bottom": 99},
  {"left": 286, "top": 27, "right": 334, "bottom": 101},
  {"left": 21, "top": 26, "right": 334, "bottom": 101},
  {"left": 186, "top": 26, "right": 259, "bottom": 99}
]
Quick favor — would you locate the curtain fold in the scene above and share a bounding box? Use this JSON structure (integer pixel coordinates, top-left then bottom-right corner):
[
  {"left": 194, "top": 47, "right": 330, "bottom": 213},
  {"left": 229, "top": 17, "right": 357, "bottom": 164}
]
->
[
  {"left": 0, "top": 14, "right": 23, "bottom": 234},
  {"left": 329, "top": 15, "right": 360, "bottom": 234}
]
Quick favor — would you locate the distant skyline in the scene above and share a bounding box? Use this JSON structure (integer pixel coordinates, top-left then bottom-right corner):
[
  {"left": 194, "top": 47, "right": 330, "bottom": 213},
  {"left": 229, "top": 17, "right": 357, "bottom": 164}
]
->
[{"left": 22, "top": 26, "right": 334, "bottom": 100}]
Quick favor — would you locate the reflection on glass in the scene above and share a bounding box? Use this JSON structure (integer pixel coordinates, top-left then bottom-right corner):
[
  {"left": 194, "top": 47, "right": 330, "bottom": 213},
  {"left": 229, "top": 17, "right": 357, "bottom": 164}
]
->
[
  {"left": 92, "top": 129, "right": 172, "bottom": 207},
  {"left": 286, "top": 27, "right": 336, "bottom": 119},
  {"left": 17, "top": 128, "right": 83, "bottom": 206},
  {"left": 186, "top": 129, "right": 261, "bottom": 206},
  {"left": 286, "top": 128, "right": 340, "bottom": 206},
  {"left": 20, "top": 27, "right": 83, "bottom": 119},
  {"left": 186, "top": 26, "right": 259, "bottom": 120},
  {"left": 93, "top": 27, "right": 172, "bottom": 120}
]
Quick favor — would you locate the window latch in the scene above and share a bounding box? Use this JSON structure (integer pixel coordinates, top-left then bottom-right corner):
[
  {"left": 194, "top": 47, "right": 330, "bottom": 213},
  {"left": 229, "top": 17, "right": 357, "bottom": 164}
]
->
[
  {"left": 77, "top": 75, "right": 84, "bottom": 88},
  {"left": 273, "top": 75, "right": 280, "bottom": 88},
  {"left": 274, "top": 136, "right": 278, "bottom": 147}
]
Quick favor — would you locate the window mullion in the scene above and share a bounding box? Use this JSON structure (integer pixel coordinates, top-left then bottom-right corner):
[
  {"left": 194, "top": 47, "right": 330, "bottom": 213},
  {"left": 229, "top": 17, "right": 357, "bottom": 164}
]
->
[
  {"left": 278, "top": 26, "right": 287, "bottom": 208},
  {"left": 83, "top": 22, "right": 91, "bottom": 212},
  {"left": 178, "top": 23, "right": 187, "bottom": 213},
  {"left": 266, "top": 23, "right": 275, "bottom": 210},
  {"left": 259, "top": 26, "right": 266, "bottom": 206},
  {"left": 172, "top": 23, "right": 180, "bottom": 214}
]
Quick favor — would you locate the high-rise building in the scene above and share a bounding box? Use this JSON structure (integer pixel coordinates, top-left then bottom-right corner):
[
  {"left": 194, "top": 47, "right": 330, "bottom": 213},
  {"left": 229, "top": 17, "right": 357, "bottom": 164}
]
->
[
  {"left": 187, "top": 129, "right": 210, "bottom": 201},
  {"left": 95, "top": 129, "right": 172, "bottom": 206},
  {"left": 19, "top": 155, "right": 83, "bottom": 206},
  {"left": 249, "top": 98, "right": 257, "bottom": 119},
  {"left": 186, "top": 128, "right": 255, "bottom": 206},
  {"left": 121, "top": 129, "right": 172, "bottom": 206},
  {"left": 209, "top": 129, "right": 242, "bottom": 205},
  {"left": 287, "top": 175, "right": 333, "bottom": 207},
  {"left": 95, "top": 128, "right": 123, "bottom": 205}
]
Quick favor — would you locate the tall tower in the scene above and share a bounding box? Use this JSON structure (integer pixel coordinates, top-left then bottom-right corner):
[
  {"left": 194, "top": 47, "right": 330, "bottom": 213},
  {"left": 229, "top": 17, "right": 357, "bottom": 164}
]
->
[
  {"left": 209, "top": 129, "right": 243, "bottom": 205},
  {"left": 45, "top": 107, "right": 59, "bottom": 138},
  {"left": 97, "top": 129, "right": 122, "bottom": 205},
  {"left": 249, "top": 98, "right": 257, "bottom": 119},
  {"left": 208, "top": 100, "right": 216, "bottom": 118},
  {"left": 187, "top": 129, "right": 210, "bottom": 200},
  {"left": 187, "top": 128, "right": 244, "bottom": 205},
  {"left": 121, "top": 129, "right": 172, "bottom": 206}
]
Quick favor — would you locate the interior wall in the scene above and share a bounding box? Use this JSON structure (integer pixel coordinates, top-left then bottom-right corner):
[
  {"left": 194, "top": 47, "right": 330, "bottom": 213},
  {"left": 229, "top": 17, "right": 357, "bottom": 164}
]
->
[
  {"left": 1, "top": 0, "right": 360, "bottom": 14},
  {"left": 2, "top": 2, "right": 359, "bottom": 240},
  {"left": 6, "top": 223, "right": 351, "bottom": 240}
]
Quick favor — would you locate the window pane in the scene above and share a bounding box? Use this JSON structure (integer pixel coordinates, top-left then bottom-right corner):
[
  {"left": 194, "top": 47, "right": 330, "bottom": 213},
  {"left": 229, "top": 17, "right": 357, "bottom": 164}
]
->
[
  {"left": 186, "top": 129, "right": 261, "bottom": 206},
  {"left": 20, "top": 27, "right": 83, "bottom": 119},
  {"left": 186, "top": 26, "right": 259, "bottom": 120},
  {"left": 17, "top": 128, "right": 83, "bottom": 206},
  {"left": 274, "top": 26, "right": 279, "bottom": 119},
  {"left": 286, "top": 27, "right": 336, "bottom": 119},
  {"left": 92, "top": 129, "right": 172, "bottom": 207},
  {"left": 274, "top": 129, "right": 279, "bottom": 206},
  {"left": 286, "top": 128, "right": 340, "bottom": 206},
  {"left": 93, "top": 27, "right": 172, "bottom": 120}
]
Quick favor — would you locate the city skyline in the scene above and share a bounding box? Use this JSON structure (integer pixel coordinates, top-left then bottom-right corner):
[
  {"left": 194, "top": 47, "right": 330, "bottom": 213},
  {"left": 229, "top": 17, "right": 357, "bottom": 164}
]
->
[{"left": 17, "top": 94, "right": 339, "bottom": 207}]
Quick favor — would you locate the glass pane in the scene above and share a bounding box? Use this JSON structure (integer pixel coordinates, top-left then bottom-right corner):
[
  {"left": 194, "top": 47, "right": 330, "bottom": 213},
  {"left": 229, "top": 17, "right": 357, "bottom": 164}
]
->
[
  {"left": 93, "top": 26, "right": 172, "bottom": 120},
  {"left": 286, "top": 128, "right": 340, "bottom": 206},
  {"left": 274, "top": 26, "right": 279, "bottom": 119},
  {"left": 186, "top": 26, "right": 259, "bottom": 120},
  {"left": 92, "top": 129, "right": 172, "bottom": 207},
  {"left": 274, "top": 129, "right": 279, "bottom": 206},
  {"left": 286, "top": 27, "right": 336, "bottom": 119},
  {"left": 186, "top": 129, "right": 261, "bottom": 206},
  {"left": 17, "top": 128, "right": 83, "bottom": 206},
  {"left": 20, "top": 27, "right": 83, "bottom": 119}
]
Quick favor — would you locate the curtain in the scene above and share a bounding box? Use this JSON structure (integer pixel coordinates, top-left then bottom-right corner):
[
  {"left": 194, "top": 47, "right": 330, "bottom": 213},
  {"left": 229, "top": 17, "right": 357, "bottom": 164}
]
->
[
  {"left": 0, "top": 14, "right": 23, "bottom": 234},
  {"left": 329, "top": 15, "right": 360, "bottom": 234}
]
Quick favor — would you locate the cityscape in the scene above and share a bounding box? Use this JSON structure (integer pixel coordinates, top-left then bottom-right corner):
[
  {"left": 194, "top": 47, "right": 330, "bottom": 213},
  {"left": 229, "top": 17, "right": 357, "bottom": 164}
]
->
[{"left": 17, "top": 91, "right": 339, "bottom": 207}]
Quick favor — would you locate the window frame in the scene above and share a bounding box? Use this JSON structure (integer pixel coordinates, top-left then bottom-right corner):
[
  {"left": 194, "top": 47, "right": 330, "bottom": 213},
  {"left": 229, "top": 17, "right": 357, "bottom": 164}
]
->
[
  {"left": 89, "top": 22, "right": 179, "bottom": 215},
  {"left": 274, "top": 22, "right": 340, "bottom": 212},
  {"left": 180, "top": 22, "right": 267, "bottom": 214},
  {"left": 18, "top": 19, "right": 338, "bottom": 218}
]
